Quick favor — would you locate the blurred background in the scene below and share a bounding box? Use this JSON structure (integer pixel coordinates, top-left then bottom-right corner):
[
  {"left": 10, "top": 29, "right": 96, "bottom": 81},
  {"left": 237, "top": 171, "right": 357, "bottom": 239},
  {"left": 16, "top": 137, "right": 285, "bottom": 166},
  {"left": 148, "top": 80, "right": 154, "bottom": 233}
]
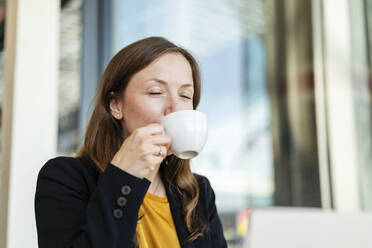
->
[{"left": 1, "top": 0, "right": 372, "bottom": 247}]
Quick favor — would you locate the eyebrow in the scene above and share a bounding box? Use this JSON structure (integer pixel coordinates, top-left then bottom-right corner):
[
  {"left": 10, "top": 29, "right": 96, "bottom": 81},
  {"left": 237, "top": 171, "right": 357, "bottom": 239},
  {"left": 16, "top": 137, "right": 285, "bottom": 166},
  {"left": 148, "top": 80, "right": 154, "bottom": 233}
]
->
[{"left": 146, "top": 78, "right": 193, "bottom": 88}]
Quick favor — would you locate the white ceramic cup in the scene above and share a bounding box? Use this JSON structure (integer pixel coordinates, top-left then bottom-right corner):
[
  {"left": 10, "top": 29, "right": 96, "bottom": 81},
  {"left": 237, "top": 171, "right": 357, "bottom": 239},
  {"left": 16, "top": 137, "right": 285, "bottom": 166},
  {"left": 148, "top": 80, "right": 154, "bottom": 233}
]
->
[{"left": 161, "top": 110, "right": 208, "bottom": 159}]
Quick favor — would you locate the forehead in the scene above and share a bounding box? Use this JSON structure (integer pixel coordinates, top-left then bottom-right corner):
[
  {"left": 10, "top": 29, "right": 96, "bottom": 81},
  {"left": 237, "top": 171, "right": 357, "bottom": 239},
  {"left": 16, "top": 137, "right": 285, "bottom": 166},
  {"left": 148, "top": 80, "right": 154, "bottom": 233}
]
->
[{"left": 130, "top": 52, "right": 194, "bottom": 87}]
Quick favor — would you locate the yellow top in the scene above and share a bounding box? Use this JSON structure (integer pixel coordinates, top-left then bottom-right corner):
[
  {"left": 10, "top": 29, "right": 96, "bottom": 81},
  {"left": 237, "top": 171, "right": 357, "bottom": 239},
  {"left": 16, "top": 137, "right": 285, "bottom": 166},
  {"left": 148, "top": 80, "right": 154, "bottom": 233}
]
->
[{"left": 136, "top": 192, "right": 181, "bottom": 248}]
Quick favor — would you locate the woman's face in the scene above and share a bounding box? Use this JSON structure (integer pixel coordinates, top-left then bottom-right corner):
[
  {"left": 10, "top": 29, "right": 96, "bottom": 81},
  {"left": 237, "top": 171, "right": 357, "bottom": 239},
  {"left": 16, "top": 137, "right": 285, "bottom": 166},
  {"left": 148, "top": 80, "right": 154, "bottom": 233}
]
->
[{"left": 110, "top": 52, "right": 195, "bottom": 137}]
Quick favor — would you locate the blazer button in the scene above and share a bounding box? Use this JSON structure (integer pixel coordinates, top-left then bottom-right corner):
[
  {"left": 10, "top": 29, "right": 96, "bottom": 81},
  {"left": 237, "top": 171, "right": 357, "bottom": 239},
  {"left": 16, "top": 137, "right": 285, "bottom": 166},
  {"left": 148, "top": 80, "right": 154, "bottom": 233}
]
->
[
  {"left": 113, "top": 209, "right": 123, "bottom": 219},
  {"left": 117, "top": 196, "right": 127, "bottom": 207},
  {"left": 121, "top": 185, "right": 131, "bottom": 195}
]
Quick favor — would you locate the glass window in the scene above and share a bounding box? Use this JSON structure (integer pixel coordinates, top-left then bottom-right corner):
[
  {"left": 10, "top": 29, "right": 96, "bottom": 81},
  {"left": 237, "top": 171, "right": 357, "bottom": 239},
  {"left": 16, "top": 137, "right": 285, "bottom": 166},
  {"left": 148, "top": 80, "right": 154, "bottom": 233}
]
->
[
  {"left": 351, "top": 0, "right": 372, "bottom": 210},
  {"left": 110, "top": 0, "right": 324, "bottom": 246},
  {"left": 58, "top": 0, "right": 83, "bottom": 155},
  {"left": 0, "top": 0, "right": 5, "bottom": 182},
  {"left": 111, "top": 1, "right": 273, "bottom": 245}
]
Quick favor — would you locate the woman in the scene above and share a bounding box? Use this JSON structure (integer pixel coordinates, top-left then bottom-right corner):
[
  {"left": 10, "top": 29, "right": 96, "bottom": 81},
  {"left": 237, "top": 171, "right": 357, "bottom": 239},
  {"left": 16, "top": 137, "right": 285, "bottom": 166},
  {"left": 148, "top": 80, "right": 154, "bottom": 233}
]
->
[{"left": 35, "top": 37, "right": 227, "bottom": 248}]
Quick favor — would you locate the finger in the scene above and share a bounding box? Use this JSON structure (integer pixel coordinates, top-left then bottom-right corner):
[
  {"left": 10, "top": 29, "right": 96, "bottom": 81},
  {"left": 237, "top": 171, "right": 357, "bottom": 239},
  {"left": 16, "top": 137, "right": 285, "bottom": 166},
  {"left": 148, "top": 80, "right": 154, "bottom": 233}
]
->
[
  {"left": 143, "top": 151, "right": 163, "bottom": 162},
  {"left": 159, "top": 146, "right": 166, "bottom": 157},
  {"left": 145, "top": 154, "right": 163, "bottom": 169},
  {"left": 151, "top": 145, "right": 166, "bottom": 157},
  {"left": 166, "top": 149, "right": 173, "bottom": 156},
  {"left": 147, "top": 134, "right": 172, "bottom": 147},
  {"left": 138, "top": 123, "right": 164, "bottom": 137},
  {"left": 148, "top": 160, "right": 162, "bottom": 172}
]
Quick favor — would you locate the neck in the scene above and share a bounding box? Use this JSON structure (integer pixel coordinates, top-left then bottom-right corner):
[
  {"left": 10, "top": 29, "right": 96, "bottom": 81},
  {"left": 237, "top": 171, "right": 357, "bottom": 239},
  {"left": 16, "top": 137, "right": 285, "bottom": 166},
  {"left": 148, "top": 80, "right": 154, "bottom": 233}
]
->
[{"left": 147, "top": 172, "right": 166, "bottom": 197}]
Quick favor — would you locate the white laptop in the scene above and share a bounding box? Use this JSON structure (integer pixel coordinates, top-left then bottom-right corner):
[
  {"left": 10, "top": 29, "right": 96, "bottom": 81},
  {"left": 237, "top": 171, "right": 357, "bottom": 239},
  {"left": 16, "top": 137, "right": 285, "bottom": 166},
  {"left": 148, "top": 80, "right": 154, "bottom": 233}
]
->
[{"left": 244, "top": 207, "right": 372, "bottom": 248}]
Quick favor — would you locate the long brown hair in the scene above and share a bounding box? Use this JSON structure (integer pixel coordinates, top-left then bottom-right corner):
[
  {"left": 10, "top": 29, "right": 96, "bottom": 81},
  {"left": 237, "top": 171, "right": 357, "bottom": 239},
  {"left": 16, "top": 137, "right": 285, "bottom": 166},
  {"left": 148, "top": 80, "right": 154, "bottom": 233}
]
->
[{"left": 76, "top": 37, "right": 207, "bottom": 245}]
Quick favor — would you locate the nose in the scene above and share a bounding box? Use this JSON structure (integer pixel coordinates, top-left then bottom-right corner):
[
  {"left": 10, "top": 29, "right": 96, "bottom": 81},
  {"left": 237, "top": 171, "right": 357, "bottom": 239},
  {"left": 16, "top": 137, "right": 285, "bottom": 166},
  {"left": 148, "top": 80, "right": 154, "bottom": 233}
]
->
[{"left": 164, "top": 93, "right": 181, "bottom": 116}]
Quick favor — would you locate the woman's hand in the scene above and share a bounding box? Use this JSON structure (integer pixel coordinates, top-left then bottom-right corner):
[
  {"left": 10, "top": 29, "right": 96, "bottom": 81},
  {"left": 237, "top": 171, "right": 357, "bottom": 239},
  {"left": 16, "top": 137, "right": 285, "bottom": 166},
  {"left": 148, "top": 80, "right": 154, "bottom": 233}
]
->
[{"left": 110, "top": 123, "right": 172, "bottom": 180}]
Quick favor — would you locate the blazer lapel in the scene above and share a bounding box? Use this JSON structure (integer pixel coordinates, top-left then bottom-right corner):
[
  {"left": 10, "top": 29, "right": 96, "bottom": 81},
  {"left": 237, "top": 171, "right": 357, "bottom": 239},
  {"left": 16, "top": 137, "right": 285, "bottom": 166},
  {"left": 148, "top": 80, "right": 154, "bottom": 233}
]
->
[{"left": 165, "top": 183, "right": 196, "bottom": 248}]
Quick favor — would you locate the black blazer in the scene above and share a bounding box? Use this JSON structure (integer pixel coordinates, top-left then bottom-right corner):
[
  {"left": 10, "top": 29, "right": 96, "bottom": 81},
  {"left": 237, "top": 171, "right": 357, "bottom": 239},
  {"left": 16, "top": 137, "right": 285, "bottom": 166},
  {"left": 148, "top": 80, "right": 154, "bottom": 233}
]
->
[{"left": 34, "top": 156, "right": 227, "bottom": 248}]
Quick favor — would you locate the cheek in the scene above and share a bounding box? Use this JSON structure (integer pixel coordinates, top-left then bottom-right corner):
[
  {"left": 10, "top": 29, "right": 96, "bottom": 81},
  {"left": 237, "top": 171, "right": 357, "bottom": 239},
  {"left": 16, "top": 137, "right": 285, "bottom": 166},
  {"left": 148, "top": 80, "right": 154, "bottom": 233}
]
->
[
  {"left": 185, "top": 102, "right": 194, "bottom": 110},
  {"left": 140, "top": 102, "right": 164, "bottom": 123},
  {"left": 178, "top": 100, "right": 194, "bottom": 111},
  {"left": 125, "top": 97, "right": 165, "bottom": 126}
]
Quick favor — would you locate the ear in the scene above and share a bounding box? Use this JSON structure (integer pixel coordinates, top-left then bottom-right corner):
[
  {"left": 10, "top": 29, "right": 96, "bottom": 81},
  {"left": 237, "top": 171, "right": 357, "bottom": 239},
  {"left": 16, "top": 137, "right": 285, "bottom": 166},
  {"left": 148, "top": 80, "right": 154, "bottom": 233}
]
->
[{"left": 109, "top": 97, "right": 123, "bottom": 120}]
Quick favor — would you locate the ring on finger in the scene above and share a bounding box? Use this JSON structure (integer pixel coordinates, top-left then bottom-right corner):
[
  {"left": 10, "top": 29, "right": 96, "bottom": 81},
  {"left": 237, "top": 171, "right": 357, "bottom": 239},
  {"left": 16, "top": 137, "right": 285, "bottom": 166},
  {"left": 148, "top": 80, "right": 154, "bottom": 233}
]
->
[{"left": 158, "top": 146, "right": 164, "bottom": 156}]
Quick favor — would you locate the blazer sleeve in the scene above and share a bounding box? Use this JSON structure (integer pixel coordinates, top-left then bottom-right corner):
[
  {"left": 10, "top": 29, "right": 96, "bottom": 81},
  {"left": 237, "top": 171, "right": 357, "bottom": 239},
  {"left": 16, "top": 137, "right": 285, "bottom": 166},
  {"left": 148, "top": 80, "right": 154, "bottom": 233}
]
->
[
  {"left": 34, "top": 157, "right": 150, "bottom": 248},
  {"left": 204, "top": 177, "right": 228, "bottom": 248}
]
